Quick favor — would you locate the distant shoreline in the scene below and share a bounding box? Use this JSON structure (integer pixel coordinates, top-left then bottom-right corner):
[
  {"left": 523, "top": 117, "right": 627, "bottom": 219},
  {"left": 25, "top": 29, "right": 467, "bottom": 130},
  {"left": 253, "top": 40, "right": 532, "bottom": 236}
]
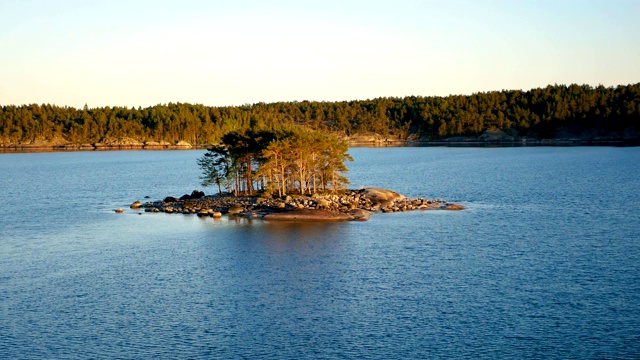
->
[{"left": 1, "top": 138, "right": 638, "bottom": 153}]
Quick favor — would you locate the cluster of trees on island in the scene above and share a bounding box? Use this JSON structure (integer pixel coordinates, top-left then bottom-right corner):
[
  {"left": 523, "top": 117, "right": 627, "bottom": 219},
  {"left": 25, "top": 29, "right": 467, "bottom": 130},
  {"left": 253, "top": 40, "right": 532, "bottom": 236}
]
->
[
  {"left": 1, "top": 83, "right": 639, "bottom": 146},
  {"left": 198, "top": 126, "right": 352, "bottom": 196}
]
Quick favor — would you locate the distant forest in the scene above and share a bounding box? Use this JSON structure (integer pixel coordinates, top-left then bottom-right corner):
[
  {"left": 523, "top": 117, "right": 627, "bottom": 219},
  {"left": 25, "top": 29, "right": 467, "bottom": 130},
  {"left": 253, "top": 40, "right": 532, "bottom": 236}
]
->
[{"left": 1, "top": 83, "right": 639, "bottom": 146}]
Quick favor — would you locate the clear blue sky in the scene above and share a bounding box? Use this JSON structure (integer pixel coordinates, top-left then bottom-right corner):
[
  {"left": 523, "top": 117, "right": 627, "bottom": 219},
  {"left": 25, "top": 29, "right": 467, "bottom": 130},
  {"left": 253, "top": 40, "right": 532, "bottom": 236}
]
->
[{"left": 1, "top": 0, "right": 639, "bottom": 108}]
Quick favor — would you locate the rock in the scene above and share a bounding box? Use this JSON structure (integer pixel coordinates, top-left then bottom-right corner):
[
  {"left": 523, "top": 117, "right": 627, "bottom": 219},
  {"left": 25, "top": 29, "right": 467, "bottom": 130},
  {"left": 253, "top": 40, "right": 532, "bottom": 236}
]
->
[
  {"left": 419, "top": 202, "right": 442, "bottom": 210},
  {"left": 477, "top": 128, "right": 514, "bottom": 142},
  {"left": 379, "top": 199, "right": 395, "bottom": 208},
  {"left": 143, "top": 140, "right": 171, "bottom": 149},
  {"left": 163, "top": 196, "right": 178, "bottom": 203},
  {"left": 228, "top": 204, "right": 244, "bottom": 215},
  {"left": 442, "top": 203, "right": 465, "bottom": 210},
  {"left": 174, "top": 140, "right": 192, "bottom": 148},
  {"left": 263, "top": 209, "right": 354, "bottom": 221},
  {"left": 114, "top": 208, "right": 124, "bottom": 213},
  {"left": 130, "top": 201, "right": 142, "bottom": 209},
  {"left": 197, "top": 209, "right": 210, "bottom": 217},
  {"left": 359, "top": 188, "right": 406, "bottom": 203},
  {"left": 190, "top": 190, "right": 205, "bottom": 199},
  {"left": 316, "top": 198, "right": 331, "bottom": 208},
  {"left": 212, "top": 211, "right": 222, "bottom": 218},
  {"left": 143, "top": 141, "right": 163, "bottom": 148},
  {"left": 348, "top": 208, "right": 372, "bottom": 221},
  {"left": 179, "top": 194, "right": 192, "bottom": 201}
]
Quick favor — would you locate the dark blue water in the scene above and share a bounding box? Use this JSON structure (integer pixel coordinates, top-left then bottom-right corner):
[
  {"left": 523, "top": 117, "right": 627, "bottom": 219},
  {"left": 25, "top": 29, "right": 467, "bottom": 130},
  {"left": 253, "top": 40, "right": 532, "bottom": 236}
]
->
[{"left": 1, "top": 147, "right": 639, "bottom": 359}]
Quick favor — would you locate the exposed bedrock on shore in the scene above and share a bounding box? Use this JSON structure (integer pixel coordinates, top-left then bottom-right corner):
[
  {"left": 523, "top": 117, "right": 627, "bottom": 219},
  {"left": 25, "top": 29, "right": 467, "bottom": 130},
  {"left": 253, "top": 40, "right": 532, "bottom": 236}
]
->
[{"left": 123, "top": 188, "right": 464, "bottom": 221}]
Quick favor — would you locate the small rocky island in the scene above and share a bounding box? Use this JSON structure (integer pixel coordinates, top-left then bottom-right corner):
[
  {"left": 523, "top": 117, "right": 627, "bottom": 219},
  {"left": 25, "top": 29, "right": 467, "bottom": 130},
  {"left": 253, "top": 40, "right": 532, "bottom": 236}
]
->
[
  {"left": 121, "top": 128, "right": 464, "bottom": 221},
  {"left": 126, "top": 188, "right": 464, "bottom": 222}
]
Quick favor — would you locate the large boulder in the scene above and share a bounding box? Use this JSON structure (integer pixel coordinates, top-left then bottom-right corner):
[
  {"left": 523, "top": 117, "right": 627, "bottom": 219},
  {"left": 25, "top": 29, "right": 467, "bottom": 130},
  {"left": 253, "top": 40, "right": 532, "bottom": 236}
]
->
[
  {"left": 477, "top": 128, "right": 514, "bottom": 142},
  {"left": 197, "top": 209, "right": 211, "bottom": 217},
  {"left": 190, "top": 190, "right": 205, "bottom": 199},
  {"left": 174, "top": 140, "right": 192, "bottom": 148},
  {"left": 442, "top": 203, "right": 465, "bottom": 210},
  {"left": 130, "top": 201, "right": 142, "bottom": 209},
  {"left": 163, "top": 196, "right": 178, "bottom": 203},
  {"left": 359, "top": 188, "right": 406, "bottom": 203}
]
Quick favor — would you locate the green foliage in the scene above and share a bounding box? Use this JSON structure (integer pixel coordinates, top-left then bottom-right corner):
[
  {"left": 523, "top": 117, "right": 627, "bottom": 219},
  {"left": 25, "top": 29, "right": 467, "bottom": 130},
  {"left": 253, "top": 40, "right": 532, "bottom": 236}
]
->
[
  {"left": 1, "top": 83, "right": 639, "bottom": 146},
  {"left": 197, "top": 144, "right": 230, "bottom": 195},
  {"left": 199, "top": 127, "right": 352, "bottom": 196}
]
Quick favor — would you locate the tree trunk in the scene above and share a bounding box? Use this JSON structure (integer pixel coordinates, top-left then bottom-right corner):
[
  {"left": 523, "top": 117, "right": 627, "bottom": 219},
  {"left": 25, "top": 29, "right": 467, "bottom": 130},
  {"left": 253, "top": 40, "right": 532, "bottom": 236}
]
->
[{"left": 245, "top": 157, "right": 253, "bottom": 195}]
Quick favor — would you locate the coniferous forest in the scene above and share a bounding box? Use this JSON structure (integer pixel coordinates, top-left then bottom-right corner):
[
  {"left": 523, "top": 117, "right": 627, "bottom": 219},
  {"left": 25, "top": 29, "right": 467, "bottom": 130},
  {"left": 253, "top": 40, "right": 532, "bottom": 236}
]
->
[
  {"left": 1, "top": 83, "right": 639, "bottom": 148},
  {"left": 198, "top": 127, "right": 352, "bottom": 197}
]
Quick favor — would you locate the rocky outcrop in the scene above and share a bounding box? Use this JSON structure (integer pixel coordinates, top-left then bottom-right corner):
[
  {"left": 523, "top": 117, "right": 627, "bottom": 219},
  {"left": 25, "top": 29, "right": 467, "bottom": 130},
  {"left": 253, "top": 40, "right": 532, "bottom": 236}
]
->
[
  {"left": 95, "top": 137, "right": 145, "bottom": 149},
  {"left": 442, "top": 203, "right": 465, "bottom": 210},
  {"left": 348, "top": 208, "right": 373, "bottom": 221},
  {"left": 190, "top": 190, "right": 205, "bottom": 199},
  {"left": 134, "top": 188, "right": 464, "bottom": 222},
  {"left": 1, "top": 138, "right": 200, "bottom": 152},
  {"left": 179, "top": 190, "right": 206, "bottom": 201},
  {"left": 477, "top": 128, "right": 515, "bottom": 142},
  {"left": 174, "top": 140, "right": 192, "bottom": 148},
  {"left": 143, "top": 141, "right": 172, "bottom": 149},
  {"left": 346, "top": 133, "right": 404, "bottom": 145},
  {"left": 414, "top": 126, "right": 640, "bottom": 146},
  {"left": 359, "top": 188, "right": 405, "bottom": 203}
]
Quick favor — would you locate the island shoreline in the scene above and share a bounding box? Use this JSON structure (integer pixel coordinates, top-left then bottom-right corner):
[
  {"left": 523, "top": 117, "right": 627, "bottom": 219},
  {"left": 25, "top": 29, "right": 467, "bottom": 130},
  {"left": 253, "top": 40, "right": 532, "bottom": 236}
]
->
[{"left": 123, "top": 188, "right": 465, "bottom": 222}]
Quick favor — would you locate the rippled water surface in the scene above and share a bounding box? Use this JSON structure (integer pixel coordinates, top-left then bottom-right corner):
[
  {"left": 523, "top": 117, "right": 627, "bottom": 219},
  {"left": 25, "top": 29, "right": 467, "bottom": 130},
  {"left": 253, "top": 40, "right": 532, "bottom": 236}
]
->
[{"left": 1, "top": 147, "right": 639, "bottom": 358}]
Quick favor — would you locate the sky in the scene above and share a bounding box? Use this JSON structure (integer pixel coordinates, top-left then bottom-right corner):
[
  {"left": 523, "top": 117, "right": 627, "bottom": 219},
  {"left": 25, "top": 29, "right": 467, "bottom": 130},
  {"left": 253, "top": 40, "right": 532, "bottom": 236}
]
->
[{"left": 1, "top": 0, "right": 639, "bottom": 108}]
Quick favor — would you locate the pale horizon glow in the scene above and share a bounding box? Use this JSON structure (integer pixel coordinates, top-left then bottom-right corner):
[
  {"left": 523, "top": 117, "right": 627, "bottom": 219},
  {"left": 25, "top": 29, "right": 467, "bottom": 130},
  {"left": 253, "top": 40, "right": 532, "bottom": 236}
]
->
[{"left": 1, "top": 0, "right": 639, "bottom": 108}]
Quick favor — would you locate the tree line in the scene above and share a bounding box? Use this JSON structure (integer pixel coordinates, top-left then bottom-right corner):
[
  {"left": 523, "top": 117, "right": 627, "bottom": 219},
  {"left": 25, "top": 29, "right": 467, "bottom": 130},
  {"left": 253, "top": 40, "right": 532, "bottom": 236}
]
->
[
  {"left": 1, "top": 83, "right": 639, "bottom": 145},
  {"left": 198, "top": 127, "right": 352, "bottom": 196}
]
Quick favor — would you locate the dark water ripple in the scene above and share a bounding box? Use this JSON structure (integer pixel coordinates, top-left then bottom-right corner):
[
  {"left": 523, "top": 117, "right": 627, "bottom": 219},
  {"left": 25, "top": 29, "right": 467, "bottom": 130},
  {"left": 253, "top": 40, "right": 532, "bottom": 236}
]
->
[{"left": 1, "top": 147, "right": 639, "bottom": 359}]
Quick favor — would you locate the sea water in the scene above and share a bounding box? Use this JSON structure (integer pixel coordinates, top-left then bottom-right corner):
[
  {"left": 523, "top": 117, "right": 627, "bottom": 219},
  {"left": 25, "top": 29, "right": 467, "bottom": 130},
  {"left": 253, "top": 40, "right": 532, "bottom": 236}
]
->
[{"left": 1, "top": 147, "right": 639, "bottom": 358}]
